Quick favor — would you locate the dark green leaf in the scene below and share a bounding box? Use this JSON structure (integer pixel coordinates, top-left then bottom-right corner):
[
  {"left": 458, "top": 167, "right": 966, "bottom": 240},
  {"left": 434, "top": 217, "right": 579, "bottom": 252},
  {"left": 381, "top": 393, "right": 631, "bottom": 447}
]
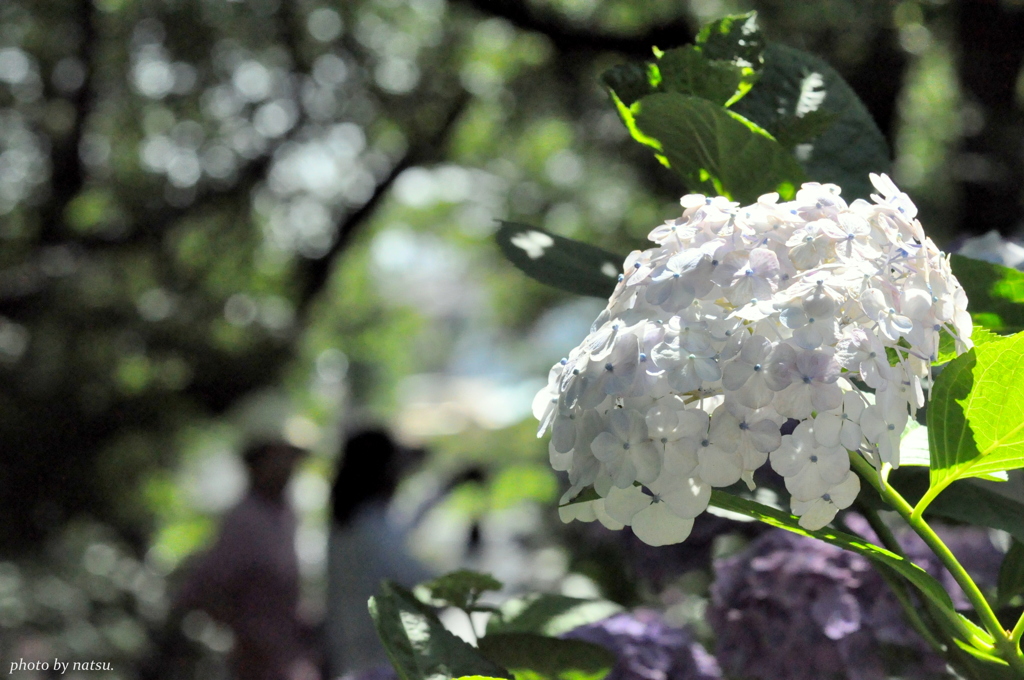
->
[
  {"left": 600, "top": 62, "right": 656, "bottom": 108},
  {"left": 485, "top": 594, "right": 622, "bottom": 637},
  {"left": 772, "top": 108, "right": 840, "bottom": 150},
  {"left": 860, "top": 467, "right": 1024, "bottom": 545},
  {"left": 495, "top": 222, "right": 623, "bottom": 298},
  {"left": 631, "top": 92, "right": 805, "bottom": 203},
  {"left": 924, "top": 482, "right": 1024, "bottom": 543},
  {"left": 369, "top": 581, "right": 512, "bottom": 680},
  {"left": 694, "top": 12, "right": 764, "bottom": 69},
  {"left": 730, "top": 43, "right": 891, "bottom": 200},
  {"left": 655, "top": 46, "right": 747, "bottom": 106},
  {"left": 925, "top": 332, "right": 1024, "bottom": 508},
  {"left": 998, "top": 540, "right": 1024, "bottom": 607},
  {"left": 478, "top": 633, "right": 614, "bottom": 680},
  {"left": 420, "top": 570, "right": 503, "bottom": 611},
  {"left": 559, "top": 485, "right": 602, "bottom": 507},
  {"left": 709, "top": 490, "right": 954, "bottom": 609},
  {"left": 951, "top": 254, "right": 1024, "bottom": 334}
]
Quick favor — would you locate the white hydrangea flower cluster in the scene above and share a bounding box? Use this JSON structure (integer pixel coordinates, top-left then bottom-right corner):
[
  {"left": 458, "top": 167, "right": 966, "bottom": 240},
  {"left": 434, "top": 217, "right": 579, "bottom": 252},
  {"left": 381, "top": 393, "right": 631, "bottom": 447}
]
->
[{"left": 534, "top": 175, "right": 972, "bottom": 546}]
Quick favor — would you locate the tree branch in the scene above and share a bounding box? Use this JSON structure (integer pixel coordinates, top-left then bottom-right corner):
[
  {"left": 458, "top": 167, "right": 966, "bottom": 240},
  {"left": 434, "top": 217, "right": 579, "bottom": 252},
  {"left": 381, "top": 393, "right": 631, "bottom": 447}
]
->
[
  {"left": 295, "top": 90, "right": 472, "bottom": 315},
  {"left": 40, "top": 0, "right": 97, "bottom": 245},
  {"left": 454, "top": 0, "right": 694, "bottom": 56}
]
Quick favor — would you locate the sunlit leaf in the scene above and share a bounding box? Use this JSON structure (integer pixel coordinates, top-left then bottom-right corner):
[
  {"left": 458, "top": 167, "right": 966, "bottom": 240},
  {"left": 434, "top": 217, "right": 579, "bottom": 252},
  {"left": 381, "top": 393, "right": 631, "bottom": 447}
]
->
[
  {"left": 935, "top": 326, "right": 1003, "bottom": 365},
  {"left": 655, "top": 46, "right": 749, "bottom": 106},
  {"left": 694, "top": 12, "right": 765, "bottom": 70},
  {"left": 950, "top": 254, "right": 1024, "bottom": 334},
  {"left": 478, "top": 633, "right": 614, "bottom": 680},
  {"left": 925, "top": 332, "right": 1024, "bottom": 510},
  {"left": 369, "top": 581, "right": 512, "bottom": 680},
  {"left": 629, "top": 92, "right": 805, "bottom": 203},
  {"left": 495, "top": 222, "right": 623, "bottom": 298},
  {"left": 486, "top": 594, "right": 622, "bottom": 637}
]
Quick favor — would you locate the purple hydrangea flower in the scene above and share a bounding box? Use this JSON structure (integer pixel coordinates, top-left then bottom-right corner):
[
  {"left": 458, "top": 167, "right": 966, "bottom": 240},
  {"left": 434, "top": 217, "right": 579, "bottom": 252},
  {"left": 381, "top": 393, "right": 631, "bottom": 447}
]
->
[
  {"left": 708, "top": 515, "right": 1003, "bottom": 680},
  {"left": 564, "top": 610, "right": 721, "bottom": 680}
]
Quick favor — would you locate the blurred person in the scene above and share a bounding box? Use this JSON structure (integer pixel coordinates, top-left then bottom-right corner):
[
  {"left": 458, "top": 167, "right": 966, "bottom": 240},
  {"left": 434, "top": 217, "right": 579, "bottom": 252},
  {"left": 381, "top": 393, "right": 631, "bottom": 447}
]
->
[
  {"left": 325, "top": 429, "right": 431, "bottom": 679},
  {"left": 172, "top": 439, "right": 320, "bottom": 680}
]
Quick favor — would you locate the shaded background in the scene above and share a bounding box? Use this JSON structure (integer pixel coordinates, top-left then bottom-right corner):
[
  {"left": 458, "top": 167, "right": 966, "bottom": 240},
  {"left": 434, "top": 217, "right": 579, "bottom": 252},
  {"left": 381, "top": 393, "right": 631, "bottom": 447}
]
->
[{"left": 0, "top": 0, "right": 1022, "bottom": 676}]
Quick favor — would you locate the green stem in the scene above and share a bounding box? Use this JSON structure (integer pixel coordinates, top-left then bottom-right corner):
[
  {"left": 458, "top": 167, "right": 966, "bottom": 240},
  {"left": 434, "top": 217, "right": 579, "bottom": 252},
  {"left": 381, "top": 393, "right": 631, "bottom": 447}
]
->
[
  {"left": 879, "top": 562, "right": 949, "bottom": 654},
  {"left": 850, "top": 453, "right": 1024, "bottom": 675},
  {"left": 1013, "top": 611, "right": 1024, "bottom": 646},
  {"left": 851, "top": 500, "right": 947, "bottom": 655},
  {"left": 462, "top": 608, "right": 479, "bottom": 644},
  {"left": 854, "top": 498, "right": 903, "bottom": 557},
  {"left": 913, "top": 481, "right": 948, "bottom": 521}
]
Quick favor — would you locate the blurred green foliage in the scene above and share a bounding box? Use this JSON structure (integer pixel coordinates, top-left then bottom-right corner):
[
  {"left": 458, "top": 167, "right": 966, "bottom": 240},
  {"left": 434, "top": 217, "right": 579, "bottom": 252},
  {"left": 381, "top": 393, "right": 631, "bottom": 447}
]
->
[{"left": 1, "top": 0, "right": 1023, "bottom": 673}]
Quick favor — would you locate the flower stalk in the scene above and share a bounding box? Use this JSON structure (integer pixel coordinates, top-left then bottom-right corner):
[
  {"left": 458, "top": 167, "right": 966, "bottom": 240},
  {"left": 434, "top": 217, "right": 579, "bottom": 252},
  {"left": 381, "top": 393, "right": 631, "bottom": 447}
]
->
[{"left": 850, "top": 452, "right": 1024, "bottom": 674}]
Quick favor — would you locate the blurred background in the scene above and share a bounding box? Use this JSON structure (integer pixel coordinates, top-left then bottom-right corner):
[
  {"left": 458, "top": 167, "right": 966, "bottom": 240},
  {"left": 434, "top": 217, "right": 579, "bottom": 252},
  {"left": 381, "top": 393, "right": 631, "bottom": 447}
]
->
[{"left": 0, "top": 0, "right": 1022, "bottom": 677}]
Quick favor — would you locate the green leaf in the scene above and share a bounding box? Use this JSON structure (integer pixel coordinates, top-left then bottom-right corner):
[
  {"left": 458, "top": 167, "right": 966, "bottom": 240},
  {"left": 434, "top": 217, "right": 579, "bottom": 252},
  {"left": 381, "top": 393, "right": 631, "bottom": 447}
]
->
[
  {"left": 694, "top": 12, "right": 765, "bottom": 69},
  {"left": 925, "top": 331, "right": 1024, "bottom": 510},
  {"left": 655, "top": 46, "right": 748, "bottom": 107},
  {"left": 899, "top": 421, "right": 931, "bottom": 467},
  {"left": 559, "top": 485, "right": 602, "bottom": 507},
  {"left": 420, "top": 570, "right": 503, "bottom": 611},
  {"left": 486, "top": 594, "right": 623, "bottom": 637},
  {"left": 772, "top": 108, "right": 840, "bottom": 150},
  {"left": 478, "top": 633, "right": 614, "bottom": 680},
  {"left": 600, "top": 62, "right": 656, "bottom": 108},
  {"left": 860, "top": 467, "right": 1024, "bottom": 545},
  {"left": 369, "top": 581, "right": 512, "bottom": 680},
  {"left": 730, "top": 43, "right": 891, "bottom": 201},
  {"left": 998, "top": 540, "right": 1024, "bottom": 607},
  {"left": 495, "top": 222, "right": 623, "bottom": 299},
  {"left": 630, "top": 92, "right": 805, "bottom": 203},
  {"left": 935, "top": 326, "right": 1003, "bottom": 365},
  {"left": 950, "top": 254, "right": 1024, "bottom": 334},
  {"left": 709, "top": 490, "right": 954, "bottom": 609}
]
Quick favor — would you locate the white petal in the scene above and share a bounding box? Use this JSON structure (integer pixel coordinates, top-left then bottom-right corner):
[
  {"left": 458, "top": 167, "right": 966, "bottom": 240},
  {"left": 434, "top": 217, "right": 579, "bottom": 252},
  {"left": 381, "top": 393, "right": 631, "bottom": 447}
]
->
[
  {"left": 591, "top": 431, "right": 624, "bottom": 463},
  {"left": 604, "top": 485, "right": 651, "bottom": 525},
  {"left": 593, "top": 499, "right": 626, "bottom": 530},
  {"left": 796, "top": 498, "right": 839, "bottom": 530},
  {"left": 552, "top": 414, "right": 577, "bottom": 453},
  {"left": 631, "top": 502, "right": 695, "bottom": 546},
  {"left": 698, "top": 445, "right": 743, "bottom": 487},
  {"left": 663, "top": 440, "right": 700, "bottom": 476},
  {"left": 828, "top": 472, "right": 861, "bottom": 509},
  {"left": 785, "top": 464, "right": 831, "bottom": 502},
  {"left": 549, "top": 441, "right": 573, "bottom": 471},
  {"left": 839, "top": 421, "right": 863, "bottom": 451},
  {"left": 816, "top": 447, "right": 851, "bottom": 484},
  {"left": 660, "top": 476, "right": 711, "bottom": 518},
  {"left": 631, "top": 441, "right": 662, "bottom": 484},
  {"left": 722, "top": 360, "right": 754, "bottom": 390},
  {"left": 559, "top": 500, "right": 598, "bottom": 524},
  {"left": 770, "top": 438, "right": 808, "bottom": 477},
  {"left": 747, "top": 420, "right": 782, "bottom": 452}
]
